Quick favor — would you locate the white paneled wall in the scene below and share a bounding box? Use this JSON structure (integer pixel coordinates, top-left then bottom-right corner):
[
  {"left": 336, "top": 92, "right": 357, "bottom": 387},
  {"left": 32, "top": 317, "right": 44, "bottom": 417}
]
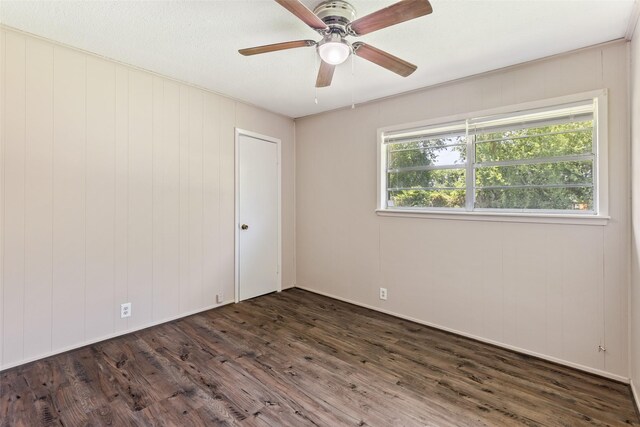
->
[
  {"left": 0, "top": 28, "right": 296, "bottom": 370},
  {"left": 295, "top": 41, "right": 630, "bottom": 380}
]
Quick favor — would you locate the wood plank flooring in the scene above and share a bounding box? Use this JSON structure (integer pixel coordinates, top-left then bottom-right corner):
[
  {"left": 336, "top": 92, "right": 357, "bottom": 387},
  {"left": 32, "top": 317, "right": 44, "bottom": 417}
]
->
[{"left": 1, "top": 288, "right": 638, "bottom": 426}]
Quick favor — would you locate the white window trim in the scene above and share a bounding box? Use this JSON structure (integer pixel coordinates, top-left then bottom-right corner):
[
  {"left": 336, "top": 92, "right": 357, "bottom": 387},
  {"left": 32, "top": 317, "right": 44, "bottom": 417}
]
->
[{"left": 376, "top": 90, "right": 610, "bottom": 226}]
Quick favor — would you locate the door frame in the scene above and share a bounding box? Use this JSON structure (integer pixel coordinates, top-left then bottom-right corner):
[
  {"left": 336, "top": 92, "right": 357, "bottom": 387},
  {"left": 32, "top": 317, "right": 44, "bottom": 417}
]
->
[{"left": 234, "top": 128, "right": 282, "bottom": 303}]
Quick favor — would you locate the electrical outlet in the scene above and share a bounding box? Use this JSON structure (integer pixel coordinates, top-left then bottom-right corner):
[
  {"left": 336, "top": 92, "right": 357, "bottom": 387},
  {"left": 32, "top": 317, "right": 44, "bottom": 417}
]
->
[
  {"left": 379, "top": 288, "right": 388, "bottom": 300},
  {"left": 216, "top": 293, "right": 223, "bottom": 304},
  {"left": 120, "top": 302, "right": 131, "bottom": 318}
]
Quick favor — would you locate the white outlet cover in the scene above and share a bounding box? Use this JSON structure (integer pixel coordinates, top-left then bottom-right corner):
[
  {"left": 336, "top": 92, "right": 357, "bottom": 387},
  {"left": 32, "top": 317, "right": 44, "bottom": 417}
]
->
[{"left": 121, "top": 302, "right": 131, "bottom": 318}]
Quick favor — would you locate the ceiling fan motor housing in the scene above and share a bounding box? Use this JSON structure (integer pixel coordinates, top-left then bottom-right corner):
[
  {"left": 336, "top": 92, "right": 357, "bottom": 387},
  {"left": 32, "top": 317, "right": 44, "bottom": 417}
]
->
[{"left": 313, "top": 0, "right": 357, "bottom": 33}]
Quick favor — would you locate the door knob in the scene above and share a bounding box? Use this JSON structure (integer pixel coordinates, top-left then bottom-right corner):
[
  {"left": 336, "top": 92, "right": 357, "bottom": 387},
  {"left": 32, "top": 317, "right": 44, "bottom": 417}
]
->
[{"left": 241, "top": 224, "right": 249, "bottom": 230}]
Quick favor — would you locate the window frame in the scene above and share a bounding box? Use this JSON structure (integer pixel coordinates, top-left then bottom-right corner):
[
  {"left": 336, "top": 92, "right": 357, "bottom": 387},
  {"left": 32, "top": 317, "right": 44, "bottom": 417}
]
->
[{"left": 376, "top": 90, "right": 609, "bottom": 225}]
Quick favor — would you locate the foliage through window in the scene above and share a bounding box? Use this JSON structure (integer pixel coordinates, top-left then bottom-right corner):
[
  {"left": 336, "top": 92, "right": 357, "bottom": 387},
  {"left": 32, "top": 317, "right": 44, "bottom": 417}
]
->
[{"left": 382, "top": 100, "right": 599, "bottom": 214}]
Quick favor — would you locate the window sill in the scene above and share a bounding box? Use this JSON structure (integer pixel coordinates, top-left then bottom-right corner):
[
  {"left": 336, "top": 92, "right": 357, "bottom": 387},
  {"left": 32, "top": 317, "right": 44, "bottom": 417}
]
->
[{"left": 375, "top": 209, "right": 610, "bottom": 226}]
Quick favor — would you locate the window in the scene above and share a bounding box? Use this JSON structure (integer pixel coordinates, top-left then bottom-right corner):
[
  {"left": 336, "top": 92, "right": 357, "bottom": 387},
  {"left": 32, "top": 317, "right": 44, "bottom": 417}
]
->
[{"left": 379, "top": 92, "right": 607, "bottom": 219}]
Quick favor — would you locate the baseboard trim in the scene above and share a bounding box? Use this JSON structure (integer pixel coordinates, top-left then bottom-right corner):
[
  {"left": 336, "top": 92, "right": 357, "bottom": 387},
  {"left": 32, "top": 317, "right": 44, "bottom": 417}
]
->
[
  {"left": 0, "top": 300, "right": 235, "bottom": 372},
  {"left": 632, "top": 380, "right": 640, "bottom": 419},
  {"left": 295, "top": 286, "right": 629, "bottom": 384}
]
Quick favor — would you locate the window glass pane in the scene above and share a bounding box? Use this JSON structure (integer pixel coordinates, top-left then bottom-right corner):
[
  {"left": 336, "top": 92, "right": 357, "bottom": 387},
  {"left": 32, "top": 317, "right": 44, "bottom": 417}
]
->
[
  {"left": 388, "top": 189, "right": 466, "bottom": 209},
  {"left": 475, "top": 187, "right": 593, "bottom": 211},
  {"left": 475, "top": 160, "right": 593, "bottom": 188},
  {"left": 474, "top": 120, "right": 593, "bottom": 163},
  {"left": 388, "top": 144, "right": 466, "bottom": 169},
  {"left": 388, "top": 169, "right": 465, "bottom": 189},
  {"left": 387, "top": 133, "right": 466, "bottom": 169}
]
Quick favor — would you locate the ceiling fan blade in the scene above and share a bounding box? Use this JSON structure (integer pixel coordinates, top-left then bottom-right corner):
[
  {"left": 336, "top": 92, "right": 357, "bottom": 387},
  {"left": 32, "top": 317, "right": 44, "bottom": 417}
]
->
[
  {"left": 316, "top": 61, "right": 335, "bottom": 87},
  {"left": 274, "top": 0, "right": 328, "bottom": 31},
  {"left": 348, "top": 0, "right": 432, "bottom": 36},
  {"left": 353, "top": 42, "right": 417, "bottom": 77},
  {"left": 239, "top": 40, "right": 316, "bottom": 56}
]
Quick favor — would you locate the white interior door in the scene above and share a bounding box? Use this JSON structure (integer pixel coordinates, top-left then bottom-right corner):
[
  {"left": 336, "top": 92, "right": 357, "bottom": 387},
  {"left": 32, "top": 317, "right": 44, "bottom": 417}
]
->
[{"left": 237, "top": 132, "right": 279, "bottom": 301}]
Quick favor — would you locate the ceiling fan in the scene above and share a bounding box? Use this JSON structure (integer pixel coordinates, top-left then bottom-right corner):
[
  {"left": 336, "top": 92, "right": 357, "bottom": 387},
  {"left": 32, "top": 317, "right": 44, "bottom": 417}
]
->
[{"left": 239, "top": 0, "right": 433, "bottom": 87}]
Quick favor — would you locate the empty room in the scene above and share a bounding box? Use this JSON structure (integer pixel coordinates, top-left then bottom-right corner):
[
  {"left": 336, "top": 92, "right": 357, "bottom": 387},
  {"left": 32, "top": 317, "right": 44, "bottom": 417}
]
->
[{"left": 1, "top": 0, "right": 640, "bottom": 425}]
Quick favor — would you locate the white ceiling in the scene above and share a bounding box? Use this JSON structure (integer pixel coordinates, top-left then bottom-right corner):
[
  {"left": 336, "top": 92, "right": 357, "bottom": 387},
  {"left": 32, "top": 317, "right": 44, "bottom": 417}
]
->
[{"left": 0, "top": 0, "right": 636, "bottom": 118}]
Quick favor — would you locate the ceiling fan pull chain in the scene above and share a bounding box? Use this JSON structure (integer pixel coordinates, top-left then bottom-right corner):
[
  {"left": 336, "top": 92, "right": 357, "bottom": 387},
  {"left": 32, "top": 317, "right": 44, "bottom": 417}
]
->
[
  {"left": 351, "top": 53, "right": 355, "bottom": 109},
  {"left": 315, "top": 53, "right": 319, "bottom": 105}
]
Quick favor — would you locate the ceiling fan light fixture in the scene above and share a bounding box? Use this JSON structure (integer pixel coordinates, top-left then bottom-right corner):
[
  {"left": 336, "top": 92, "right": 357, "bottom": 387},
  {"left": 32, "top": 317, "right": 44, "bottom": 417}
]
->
[{"left": 317, "top": 35, "right": 351, "bottom": 65}]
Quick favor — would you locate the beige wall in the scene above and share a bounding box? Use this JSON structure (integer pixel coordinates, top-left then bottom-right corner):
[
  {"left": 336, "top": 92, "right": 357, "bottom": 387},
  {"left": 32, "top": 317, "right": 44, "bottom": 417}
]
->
[
  {"left": 630, "top": 18, "right": 640, "bottom": 405},
  {"left": 0, "top": 27, "right": 296, "bottom": 370},
  {"left": 296, "top": 41, "right": 630, "bottom": 380},
  {"left": 0, "top": 25, "right": 634, "bottom": 385}
]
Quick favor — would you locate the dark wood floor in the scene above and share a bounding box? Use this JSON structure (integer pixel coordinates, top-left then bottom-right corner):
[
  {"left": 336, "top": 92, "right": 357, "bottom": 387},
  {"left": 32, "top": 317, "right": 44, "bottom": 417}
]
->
[{"left": 1, "top": 288, "right": 638, "bottom": 426}]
